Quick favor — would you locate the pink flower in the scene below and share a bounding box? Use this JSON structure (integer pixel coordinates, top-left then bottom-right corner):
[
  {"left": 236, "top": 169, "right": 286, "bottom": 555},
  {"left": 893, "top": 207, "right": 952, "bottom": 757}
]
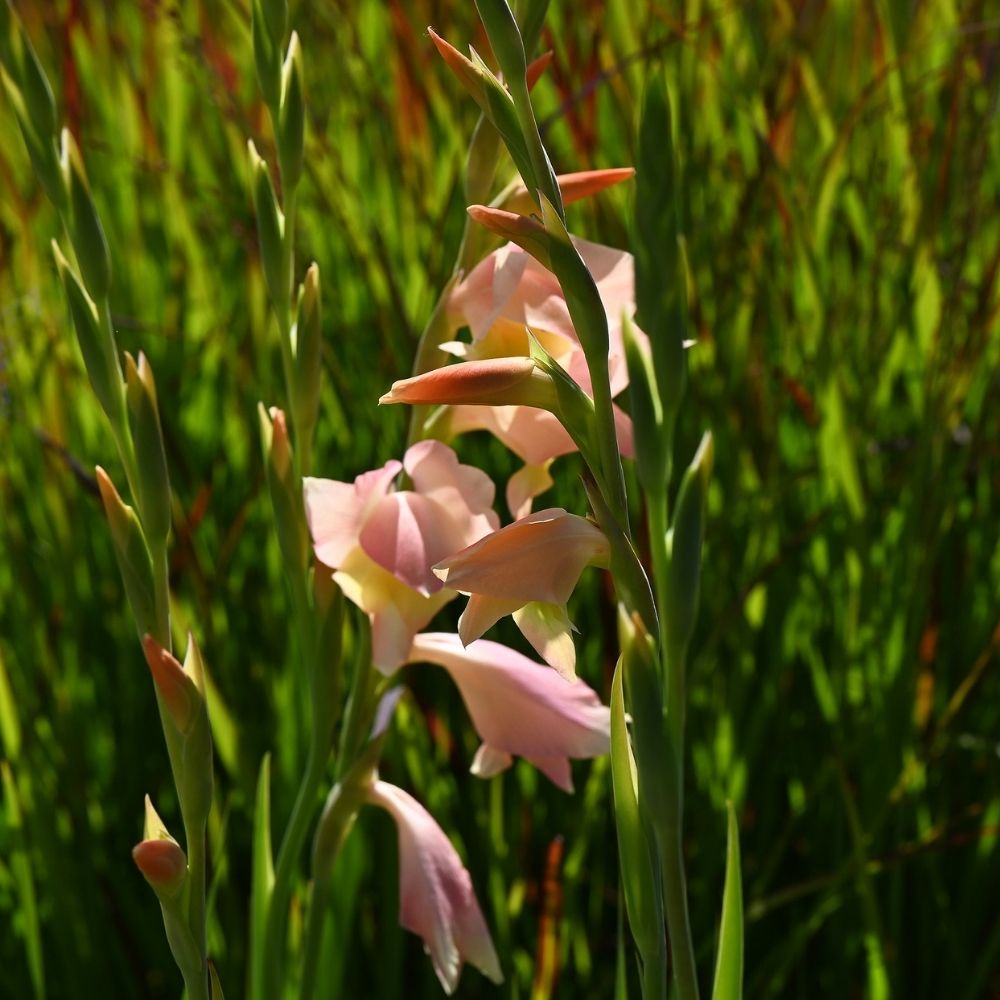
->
[
  {"left": 429, "top": 237, "right": 645, "bottom": 513},
  {"left": 366, "top": 780, "right": 502, "bottom": 994},
  {"left": 303, "top": 441, "right": 499, "bottom": 672},
  {"left": 433, "top": 508, "right": 609, "bottom": 678},
  {"left": 408, "top": 632, "right": 610, "bottom": 792}
]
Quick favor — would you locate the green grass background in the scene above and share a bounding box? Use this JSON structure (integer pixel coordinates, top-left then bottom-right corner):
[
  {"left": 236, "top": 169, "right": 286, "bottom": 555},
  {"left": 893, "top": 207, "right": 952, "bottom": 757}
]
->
[{"left": 1, "top": 0, "right": 998, "bottom": 997}]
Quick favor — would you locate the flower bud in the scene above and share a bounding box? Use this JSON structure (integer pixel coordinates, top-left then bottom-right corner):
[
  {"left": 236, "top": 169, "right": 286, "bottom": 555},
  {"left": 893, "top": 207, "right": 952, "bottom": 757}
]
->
[
  {"left": 125, "top": 352, "right": 171, "bottom": 546},
  {"left": 259, "top": 0, "right": 287, "bottom": 49},
  {"left": 474, "top": 0, "right": 527, "bottom": 83},
  {"left": 251, "top": 0, "right": 283, "bottom": 111},
  {"left": 3, "top": 74, "right": 64, "bottom": 207},
  {"left": 291, "top": 263, "right": 321, "bottom": 453},
  {"left": 142, "top": 635, "right": 199, "bottom": 735},
  {"left": 619, "top": 611, "right": 669, "bottom": 828},
  {"left": 609, "top": 651, "right": 664, "bottom": 964},
  {"left": 466, "top": 205, "right": 550, "bottom": 268},
  {"left": 52, "top": 241, "right": 124, "bottom": 431},
  {"left": 133, "top": 795, "right": 187, "bottom": 899},
  {"left": 623, "top": 312, "right": 667, "bottom": 497},
  {"left": 248, "top": 141, "right": 288, "bottom": 314},
  {"left": 379, "top": 357, "right": 557, "bottom": 410},
  {"left": 278, "top": 33, "right": 304, "bottom": 191},
  {"left": 95, "top": 467, "right": 157, "bottom": 640},
  {"left": 60, "top": 129, "right": 112, "bottom": 300},
  {"left": 664, "top": 431, "right": 713, "bottom": 650},
  {"left": 7, "top": 12, "right": 56, "bottom": 142},
  {"left": 259, "top": 404, "right": 308, "bottom": 579}
]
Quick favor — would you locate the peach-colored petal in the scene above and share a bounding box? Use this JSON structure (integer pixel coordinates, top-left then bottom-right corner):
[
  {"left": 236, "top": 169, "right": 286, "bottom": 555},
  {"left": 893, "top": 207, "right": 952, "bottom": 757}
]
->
[
  {"left": 360, "top": 493, "right": 463, "bottom": 596},
  {"left": 404, "top": 440, "right": 499, "bottom": 535},
  {"left": 366, "top": 780, "right": 502, "bottom": 993},
  {"left": 407, "top": 632, "right": 610, "bottom": 791},
  {"left": 470, "top": 743, "right": 514, "bottom": 779},
  {"left": 446, "top": 405, "right": 576, "bottom": 466},
  {"left": 304, "top": 460, "right": 401, "bottom": 569},
  {"left": 504, "top": 168, "right": 635, "bottom": 217},
  {"left": 305, "top": 442, "right": 500, "bottom": 668},
  {"left": 506, "top": 461, "right": 554, "bottom": 519},
  {"left": 434, "top": 508, "right": 609, "bottom": 606},
  {"left": 512, "top": 601, "right": 577, "bottom": 679},
  {"left": 334, "top": 547, "right": 453, "bottom": 673},
  {"left": 458, "top": 594, "right": 523, "bottom": 647}
]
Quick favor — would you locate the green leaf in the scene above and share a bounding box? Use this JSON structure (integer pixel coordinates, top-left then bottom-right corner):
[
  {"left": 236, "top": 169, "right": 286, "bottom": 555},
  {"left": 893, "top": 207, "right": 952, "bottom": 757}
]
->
[
  {"left": 249, "top": 754, "right": 275, "bottom": 1000},
  {"left": 711, "top": 802, "right": 744, "bottom": 1000},
  {"left": 2, "top": 763, "right": 44, "bottom": 1000},
  {"left": 634, "top": 74, "right": 686, "bottom": 433}
]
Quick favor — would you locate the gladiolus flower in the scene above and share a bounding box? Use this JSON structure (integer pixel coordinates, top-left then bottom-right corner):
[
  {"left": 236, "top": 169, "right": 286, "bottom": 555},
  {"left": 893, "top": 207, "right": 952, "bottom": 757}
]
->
[
  {"left": 433, "top": 508, "right": 609, "bottom": 677},
  {"left": 366, "top": 780, "right": 502, "bottom": 994},
  {"left": 408, "top": 632, "right": 610, "bottom": 791},
  {"left": 304, "top": 441, "right": 499, "bottom": 671},
  {"left": 427, "top": 236, "right": 646, "bottom": 512}
]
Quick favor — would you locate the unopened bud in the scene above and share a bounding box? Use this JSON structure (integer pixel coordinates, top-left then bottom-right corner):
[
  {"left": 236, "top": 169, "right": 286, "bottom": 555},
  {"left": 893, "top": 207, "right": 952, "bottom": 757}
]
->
[
  {"left": 96, "top": 467, "right": 157, "bottom": 640},
  {"left": 125, "top": 352, "right": 171, "bottom": 546},
  {"left": 259, "top": 404, "right": 308, "bottom": 579},
  {"left": 60, "top": 129, "right": 112, "bottom": 300},
  {"left": 291, "top": 263, "right": 321, "bottom": 451},
  {"left": 142, "top": 635, "right": 198, "bottom": 735},
  {"left": 251, "top": 0, "right": 283, "bottom": 111},
  {"left": 53, "top": 241, "right": 124, "bottom": 430},
  {"left": 665, "top": 431, "right": 713, "bottom": 650},
  {"left": 248, "top": 141, "right": 288, "bottom": 314},
  {"left": 278, "top": 33, "right": 304, "bottom": 191},
  {"left": 133, "top": 795, "right": 187, "bottom": 898}
]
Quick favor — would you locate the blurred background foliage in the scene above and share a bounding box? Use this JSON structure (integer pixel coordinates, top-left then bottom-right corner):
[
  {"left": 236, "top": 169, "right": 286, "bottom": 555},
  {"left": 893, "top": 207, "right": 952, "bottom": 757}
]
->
[{"left": 1, "top": 0, "right": 998, "bottom": 997}]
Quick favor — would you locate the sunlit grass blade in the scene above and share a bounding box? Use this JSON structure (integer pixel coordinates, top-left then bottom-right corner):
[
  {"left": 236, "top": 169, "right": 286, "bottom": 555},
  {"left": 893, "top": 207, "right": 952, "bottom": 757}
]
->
[{"left": 711, "top": 802, "right": 743, "bottom": 1000}]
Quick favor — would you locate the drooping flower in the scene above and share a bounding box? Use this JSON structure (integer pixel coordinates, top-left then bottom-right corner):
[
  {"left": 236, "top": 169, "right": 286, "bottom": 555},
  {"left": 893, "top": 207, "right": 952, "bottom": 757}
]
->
[
  {"left": 433, "top": 508, "right": 609, "bottom": 678},
  {"left": 408, "top": 632, "right": 610, "bottom": 792},
  {"left": 366, "top": 779, "right": 502, "bottom": 994},
  {"left": 304, "top": 440, "right": 499, "bottom": 671}
]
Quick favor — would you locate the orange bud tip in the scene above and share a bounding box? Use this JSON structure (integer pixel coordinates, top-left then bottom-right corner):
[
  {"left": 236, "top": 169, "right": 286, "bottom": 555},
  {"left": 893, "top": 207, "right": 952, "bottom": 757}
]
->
[
  {"left": 132, "top": 838, "right": 187, "bottom": 892},
  {"left": 142, "top": 635, "right": 196, "bottom": 734},
  {"left": 526, "top": 51, "right": 553, "bottom": 91}
]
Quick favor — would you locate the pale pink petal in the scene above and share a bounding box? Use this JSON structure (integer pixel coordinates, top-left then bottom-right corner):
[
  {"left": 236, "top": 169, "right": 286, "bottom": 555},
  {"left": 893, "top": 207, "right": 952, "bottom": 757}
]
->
[
  {"left": 512, "top": 601, "right": 577, "bottom": 679},
  {"left": 366, "top": 780, "right": 502, "bottom": 992},
  {"left": 304, "top": 460, "right": 401, "bottom": 568},
  {"left": 524, "top": 754, "right": 573, "bottom": 793},
  {"left": 434, "top": 508, "right": 609, "bottom": 606},
  {"left": 506, "top": 461, "right": 554, "bottom": 519},
  {"left": 458, "top": 594, "right": 523, "bottom": 646},
  {"left": 446, "top": 405, "right": 576, "bottom": 466},
  {"left": 470, "top": 743, "right": 513, "bottom": 779},
  {"left": 404, "top": 440, "right": 498, "bottom": 531},
  {"left": 333, "top": 547, "right": 453, "bottom": 673},
  {"left": 407, "top": 633, "right": 610, "bottom": 789},
  {"left": 360, "top": 493, "right": 467, "bottom": 595}
]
